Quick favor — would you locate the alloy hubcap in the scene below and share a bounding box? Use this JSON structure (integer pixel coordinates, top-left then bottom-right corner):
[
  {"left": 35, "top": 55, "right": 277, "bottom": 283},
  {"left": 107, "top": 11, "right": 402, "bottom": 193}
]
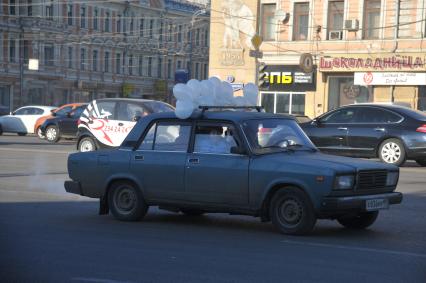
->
[
  {"left": 80, "top": 140, "right": 94, "bottom": 152},
  {"left": 381, "top": 142, "right": 401, "bottom": 163},
  {"left": 46, "top": 128, "right": 56, "bottom": 141}
]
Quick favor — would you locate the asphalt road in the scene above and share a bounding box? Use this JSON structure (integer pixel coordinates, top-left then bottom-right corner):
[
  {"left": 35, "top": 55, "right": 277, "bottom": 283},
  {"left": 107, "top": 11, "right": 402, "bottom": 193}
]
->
[{"left": 0, "top": 134, "right": 425, "bottom": 283}]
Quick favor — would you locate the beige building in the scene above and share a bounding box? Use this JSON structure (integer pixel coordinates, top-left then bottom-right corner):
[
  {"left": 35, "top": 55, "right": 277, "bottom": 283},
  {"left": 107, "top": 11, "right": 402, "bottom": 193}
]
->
[
  {"left": 209, "top": 0, "right": 426, "bottom": 118},
  {"left": 0, "top": 0, "right": 210, "bottom": 111}
]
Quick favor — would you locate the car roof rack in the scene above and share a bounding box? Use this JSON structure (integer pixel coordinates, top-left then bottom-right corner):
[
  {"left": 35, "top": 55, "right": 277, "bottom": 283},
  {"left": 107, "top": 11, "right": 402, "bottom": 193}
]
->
[{"left": 198, "top": 106, "right": 264, "bottom": 115}]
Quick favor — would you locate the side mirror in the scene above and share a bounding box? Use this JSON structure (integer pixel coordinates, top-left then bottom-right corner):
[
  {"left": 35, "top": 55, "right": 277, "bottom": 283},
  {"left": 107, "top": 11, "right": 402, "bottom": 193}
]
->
[
  {"left": 230, "top": 146, "right": 246, "bottom": 155},
  {"left": 311, "top": 118, "right": 319, "bottom": 126},
  {"left": 132, "top": 115, "right": 141, "bottom": 122},
  {"left": 51, "top": 112, "right": 57, "bottom": 117}
]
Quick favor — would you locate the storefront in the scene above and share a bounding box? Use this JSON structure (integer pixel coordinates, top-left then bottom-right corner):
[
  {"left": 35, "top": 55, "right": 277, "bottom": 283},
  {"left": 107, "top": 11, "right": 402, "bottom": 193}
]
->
[{"left": 259, "top": 65, "right": 316, "bottom": 115}]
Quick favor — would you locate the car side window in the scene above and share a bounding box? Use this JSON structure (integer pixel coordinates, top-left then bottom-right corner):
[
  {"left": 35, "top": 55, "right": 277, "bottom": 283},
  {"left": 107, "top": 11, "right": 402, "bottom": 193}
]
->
[
  {"left": 320, "top": 108, "right": 356, "bottom": 124},
  {"left": 55, "top": 106, "right": 73, "bottom": 116},
  {"left": 194, "top": 123, "right": 238, "bottom": 154},
  {"left": 14, "top": 108, "right": 29, "bottom": 115},
  {"left": 33, "top": 108, "right": 44, "bottom": 115},
  {"left": 117, "top": 102, "right": 148, "bottom": 121},
  {"left": 354, "top": 108, "right": 402, "bottom": 123},
  {"left": 138, "top": 122, "right": 191, "bottom": 152},
  {"left": 95, "top": 101, "right": 116, "bottom": 119},
  {"left": 70, "top": 106, "right": 85, "bottom": 118}
]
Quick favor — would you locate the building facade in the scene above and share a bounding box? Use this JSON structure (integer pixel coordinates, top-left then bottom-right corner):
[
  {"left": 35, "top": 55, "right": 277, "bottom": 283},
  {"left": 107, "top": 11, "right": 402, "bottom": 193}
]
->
[
  {"left": 209, "top": 0, "right": 426, "bottom": 118},
  {"left": 0, "top": 0, "right": 210, "bottom": 111}
]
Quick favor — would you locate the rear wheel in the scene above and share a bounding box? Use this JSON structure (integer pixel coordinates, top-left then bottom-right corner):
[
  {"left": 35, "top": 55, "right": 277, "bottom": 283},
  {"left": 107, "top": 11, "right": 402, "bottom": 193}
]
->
[
  {"left": 337, "top": 211, "right": 379, "bottom": 229},
  {"left": 379, "top": 138, "right": 406, "bottom": 166},
  {"left": 270, "top": 188, "right": 316, "bottom": 235},
  {"left": 78, "top": 137, "right": 97, "bottom": 152},
  {"left": 36, "top": 127, "right": 45, "bottom": 139},
  {"left": 415, "top": 159, "right": 426, "bottom": 167},
  {"left": 45, "top": 125, "right": 60, "bottom": 142},
  {"left": 108, "top": 181, "right": 148, "bottom": 221}
]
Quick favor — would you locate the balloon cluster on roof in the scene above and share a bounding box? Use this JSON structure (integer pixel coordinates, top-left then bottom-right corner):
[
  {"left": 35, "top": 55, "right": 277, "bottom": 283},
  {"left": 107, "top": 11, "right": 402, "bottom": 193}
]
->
[{"left": 173, "top": 77, "right": 259, "bottom": 119}]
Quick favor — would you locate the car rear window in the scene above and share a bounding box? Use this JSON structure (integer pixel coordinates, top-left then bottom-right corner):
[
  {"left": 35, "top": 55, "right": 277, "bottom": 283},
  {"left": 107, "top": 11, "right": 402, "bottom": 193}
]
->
[{"left": 144, "top": 101, "right": 174, "bottom": 113}]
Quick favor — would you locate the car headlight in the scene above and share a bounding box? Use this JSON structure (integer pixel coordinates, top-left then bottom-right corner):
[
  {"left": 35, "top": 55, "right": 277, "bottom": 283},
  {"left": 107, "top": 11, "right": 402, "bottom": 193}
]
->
[
  {"left": 334, "top": 175, "right": 354, "bottom": 190},
  {"left": 386, "top": 171, "right": 399, "bottom": 186}
]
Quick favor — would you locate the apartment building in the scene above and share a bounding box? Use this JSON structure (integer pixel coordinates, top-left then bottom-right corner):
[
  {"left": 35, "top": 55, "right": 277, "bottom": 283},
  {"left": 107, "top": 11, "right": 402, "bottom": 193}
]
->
[
  {"left": 0, "top": 0, "right": 210, "bottom": 111},
  {"left": 209, "top": 0, "right": 426, "bottom": 118}
]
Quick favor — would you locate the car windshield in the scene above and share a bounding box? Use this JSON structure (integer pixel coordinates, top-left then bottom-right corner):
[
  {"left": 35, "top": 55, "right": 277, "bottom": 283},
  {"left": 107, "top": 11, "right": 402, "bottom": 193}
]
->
[
  {"left": 242, "top": 118, "right": 316, "bottom": 154},
  {"left": 144, "top": 101, "right": 174, "bottom": 113}
]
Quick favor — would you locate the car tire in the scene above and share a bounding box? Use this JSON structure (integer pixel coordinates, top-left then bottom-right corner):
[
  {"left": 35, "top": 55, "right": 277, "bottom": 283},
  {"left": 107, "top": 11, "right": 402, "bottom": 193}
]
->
[
  {"left": 0, "top": 124, "right": 3, "bottom": 135},
  {"left": 379, "top": 138, "right": 406, "bottom": 166},
  {"left": 17, "top": 132, "right": 27, "bottom": 136},
  {"left": 337, "top": 211, "right": 379, "bottom": 229},
  {"left": 270, "top": 187, "right": 317, "bottom": 235},
  {"left": 78, "top": 137, "right": 97, "bottom": 152},
  {"left": 415, "top": 159, "right": 426, "bottom": 167},
  {"left": 45, "top": 125, "right": 60, "bottom": 143},
  {"left": 108, "top": 181, "right": 148, "bottom": 221},
  {"left": 36, "top": 127, "right": 45, "bottom": 139},
  {"left": 181, "top": 209, "right": 205, "bottom": 216}
]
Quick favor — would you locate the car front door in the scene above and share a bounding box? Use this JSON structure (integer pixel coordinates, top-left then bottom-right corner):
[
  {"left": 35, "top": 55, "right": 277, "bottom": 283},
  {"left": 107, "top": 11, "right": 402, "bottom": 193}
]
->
[
  {"left": 346, "top": 107, "right": 401, "bottom": 157},
  {"left": 60, "top": 106, "right": 85, "bottom": 137},
  {"left": 305, "top": 107, "right": 357, "bottom": 155},
  {"left": 130, "top": 121, "right": 191, "bottom": 200},
  {"left": 184, "top": 122, "right": 249, "bottom": 206}
]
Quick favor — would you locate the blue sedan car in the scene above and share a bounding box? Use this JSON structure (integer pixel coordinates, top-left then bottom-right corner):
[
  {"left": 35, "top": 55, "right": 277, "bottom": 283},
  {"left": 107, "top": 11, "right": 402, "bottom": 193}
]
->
[{"left": 65, "top": 108, "right": 402, "bottom": 235}]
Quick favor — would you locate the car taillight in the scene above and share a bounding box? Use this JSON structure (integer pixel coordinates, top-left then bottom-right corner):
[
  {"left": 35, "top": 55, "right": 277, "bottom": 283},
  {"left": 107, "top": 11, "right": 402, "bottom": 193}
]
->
[{"left": 416, "top": 124, "right": 426, "bottom": 133}]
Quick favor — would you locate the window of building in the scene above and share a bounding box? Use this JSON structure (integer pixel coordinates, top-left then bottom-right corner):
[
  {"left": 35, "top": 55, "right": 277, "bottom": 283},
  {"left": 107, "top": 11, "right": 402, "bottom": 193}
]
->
[
  {"left": 327, "top": 77, "right": 373, "bottom": 110},
  {"left": 105, "top": 11, "right": 110, "bottom": 32},
  {"left": 44, "top": 44, "right": 54, "bottom": 66},
  {"left": 363, "top": 0, "right": 381, "bottom": 39},
  {"left": 178, "top": 25, "right": 183, "bottom": 42},
  {"left": 93, "top": 8, "right": 99, "bottom": 30},
  {"left": 80, "top": 48, "right": 86, "bottom": 70},
  {"left": 150, "top": 19, "right": 154, "bottom": 38},
  {"left": 139, "top": 56, "right": 143, "bottom": 76},
  {"left": 167, "top": 59, "right": 172, "bottom": 79},
  {"left": 204, "top": 29, "right": 208, "bottom": 46},
  {"left": 203, "top": 64, "right": 208, "bottom": 79},
  {"left": 68, "top": 47, "right": 73, "bottom": 68},
  {"left": 148, "top": 57, "right": 152, "bottom": 77},
  {"left": 327, "top": 1, "right": 344, "bottom": 39},
  {"left": 293, "top": 2, "right": 309, "bottom": 41},
  {"left": 196, "top": 28, "right": 200, "bottom": 46},
  {"left": 116, "top": 53, "right": 121, "bottom": 74},
  {"left": 260, "top": 92, "right": 306, "bottom": 115},
  {"left": 168, "top": 23, "right": 172, "bottom": 41},
  {"left": 93, "top": 50, "right": 98, "bottom": 71},
  {"left": 195, "top": 63, "right": 200, "bottom": 80},
  {"left": 67, "top": 4, "right": 73, "bottom": 25},
  {"left": 158, "top": 58, "right": 162, "bottom": 78},
  {"left": 80, "top": 6, "right": 86, "bottom": 28},
  {"left": 123, "top": 18, "right": 127, "bottom": 34},
  {"left": 177, "top": 60, "right": 181, "bottom": 69},
  {"left": 9, "top": 0, "right": 16, "bottom": 15},
  {"left": 130, "top": 17, "right": 134, "bottom": 35},
  {"left": 27, "top": 0, "right": 32, "bottom": 16},
  {"left": 261, "top": 3, "right": 276, "bottom": 41},
  {"left": 9, "top": 39, "right": 15, "bottom": 63},
  {"left": 159, "top": 22, "right": 163, "bottom": 41},
  {"left": 104, "top": 51, "right": 110, "bottom": 72},
  {"left": 117, "top": 15, "right": 121, "bottom": 33},
  {"left": 23, "top": 40, "right": 29, "bottom": 64},
  {"left": 46, "top": 0, "right": 53, "bottom": 20},
  {"left": 129, "top": 55, "right": 133, "bottom": 75},
  {"left": 140, "top": 18, "right": 145, "bottom": 37}
]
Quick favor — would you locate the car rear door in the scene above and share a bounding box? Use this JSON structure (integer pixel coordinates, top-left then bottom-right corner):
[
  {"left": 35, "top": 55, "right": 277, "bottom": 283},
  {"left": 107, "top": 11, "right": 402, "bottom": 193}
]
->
[
  {"left": 130, "top": 121, "right": 191, "bottom": 200},
  {"left": 184, "top": 121, "right": 249, "bottom": 206}
]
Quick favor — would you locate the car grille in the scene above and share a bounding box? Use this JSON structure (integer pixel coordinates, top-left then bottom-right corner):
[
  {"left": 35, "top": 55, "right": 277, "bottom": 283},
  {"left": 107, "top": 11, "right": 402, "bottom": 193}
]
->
[{"left": 357, "top": 170, "right": 387, "bottom": 190}]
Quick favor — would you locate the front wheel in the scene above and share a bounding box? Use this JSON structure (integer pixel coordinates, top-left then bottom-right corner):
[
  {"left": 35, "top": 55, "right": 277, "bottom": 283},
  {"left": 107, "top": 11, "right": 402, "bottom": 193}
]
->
[
  {"left": 36, "top": 127, "right": 45, "bottom": 139},
  {"left": 108, "top": 181, "right": 148, "bottom": 221},
  {"left": 415, "top": 159, "right": 426, "bottom": 167},
  {"left": 337, "top": 211, "right": 379, "bottom": 229},
  {"left": 270, "top": 188, "right": 317, "bottom": 235},
  {"left": 379, "top": 138, "right": 406, "bottom": 166},
  {"left": 78, "top": 137, "right": 97, "bottom": 152},
  {"left": 45, "top": 126, "right": 60, "bottom": 142}
]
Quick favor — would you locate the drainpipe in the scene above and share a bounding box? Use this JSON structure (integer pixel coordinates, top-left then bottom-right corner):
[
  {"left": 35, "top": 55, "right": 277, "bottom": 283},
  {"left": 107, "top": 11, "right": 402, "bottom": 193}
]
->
[{"left": 390, "top": 0, "right": 400, "bottom": 102}]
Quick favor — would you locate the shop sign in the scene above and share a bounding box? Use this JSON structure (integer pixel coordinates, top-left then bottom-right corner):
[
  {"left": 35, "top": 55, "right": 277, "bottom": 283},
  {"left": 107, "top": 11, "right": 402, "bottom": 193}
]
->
[
  {"left": 320, "top": 54, "right": 426, "bottom": 72},
  {"left": 260, "top": 65, "right": 316, "bottom": 92},
  {"left": 354, "top": 72, "right": 426, "bottom": 86}
]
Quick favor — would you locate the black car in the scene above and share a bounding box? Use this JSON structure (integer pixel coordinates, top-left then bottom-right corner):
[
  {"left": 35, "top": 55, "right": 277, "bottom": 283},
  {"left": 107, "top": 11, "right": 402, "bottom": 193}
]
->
[
  {"left": 300, "top": 104, "right": 426, "bottom": 166},
  {"left": 41, "top": 104, "right": 87, "bottom": 143}
]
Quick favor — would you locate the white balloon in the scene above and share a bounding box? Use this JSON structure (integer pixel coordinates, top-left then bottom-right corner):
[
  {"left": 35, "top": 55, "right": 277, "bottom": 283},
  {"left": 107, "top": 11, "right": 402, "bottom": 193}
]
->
[
  {"left": 187, "top": 79, "right": 201, "bottom": 101},
  {"left": 173, "top": 83, "right": 191, "bottom": 101},
  {"left": 235, "top": 96, "right": 249, "bottom": 106},
  {"left": 209, "top": 76, "right": 222, "bottom": 88},
  {"left": 221, "top": 81, "right": 234, "bottom": 105},
  {"left": 243, "top": 83, "right": 259, "bottom": 105},
  {"left": 175, "top": 99, "right": 194, "bottom": 119},
  {"left": 199, "top": 93, "right": 215, "bottom": 106}
]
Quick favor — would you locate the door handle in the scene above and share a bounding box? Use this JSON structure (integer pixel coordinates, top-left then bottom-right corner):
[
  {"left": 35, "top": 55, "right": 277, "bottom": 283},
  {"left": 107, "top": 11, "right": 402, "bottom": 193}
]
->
[
  {"left": 134, "top": 155, "right": 144, "bottom": 161},
  {"left": 118, "top": 123, "right": 124, "bottom": 126},
  {"left": 374, "top": 128, "right": 385, "bottom": 132},
  {"left": 337, "top": 127, "right": 348, "bottom": 131},
  {"left": 188, "top": 158, "right": 199, "bottom": 164}
]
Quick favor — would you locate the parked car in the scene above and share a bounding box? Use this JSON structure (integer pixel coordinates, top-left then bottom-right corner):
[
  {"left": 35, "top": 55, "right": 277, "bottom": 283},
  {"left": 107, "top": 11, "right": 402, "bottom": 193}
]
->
[
  {"left": 65, "top": 107, "right": 402, "bottom": 235},
  {"left": 40, "top": 104, "right": 87, "bottom": 143},
  {"left": 0, "top": 106, "right": 56, "bottom": 136},
  {"left": 34, "top": 103, "right": 85, "bottom": 139},
  {"left": 300, "top": 104, "right": 426, "bottom": 166},
  {"left": 76, "top": 98, "right": 174, "bottom": 152}
]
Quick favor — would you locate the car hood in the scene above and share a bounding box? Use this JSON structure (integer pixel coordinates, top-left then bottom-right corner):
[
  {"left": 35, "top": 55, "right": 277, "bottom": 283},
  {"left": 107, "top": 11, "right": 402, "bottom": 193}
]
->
[{"left": 256, "top": 151, "right": 398, "bottom": 174}]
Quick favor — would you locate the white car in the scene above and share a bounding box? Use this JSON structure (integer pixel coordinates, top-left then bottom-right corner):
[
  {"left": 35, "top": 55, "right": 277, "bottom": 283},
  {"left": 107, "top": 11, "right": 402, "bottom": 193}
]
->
[{"left": 0, "top": 106, "right": 56, "bottom": 136}]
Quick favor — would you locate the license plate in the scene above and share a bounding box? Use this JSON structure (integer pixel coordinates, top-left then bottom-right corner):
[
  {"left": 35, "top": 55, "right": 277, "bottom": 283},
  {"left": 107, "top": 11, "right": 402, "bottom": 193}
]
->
[{"left": 366, "top": 198, "right": 389, "bottom": 211}]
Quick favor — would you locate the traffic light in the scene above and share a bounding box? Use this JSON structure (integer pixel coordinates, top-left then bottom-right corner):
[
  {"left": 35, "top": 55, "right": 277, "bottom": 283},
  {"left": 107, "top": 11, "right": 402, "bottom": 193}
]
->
[{"left": 258, "top": 63, "right": 269, "bottom": 89}]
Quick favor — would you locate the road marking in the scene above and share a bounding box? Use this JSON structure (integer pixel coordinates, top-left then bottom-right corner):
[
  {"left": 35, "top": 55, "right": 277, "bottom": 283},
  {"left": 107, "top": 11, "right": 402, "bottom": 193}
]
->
[
  {"left": 0, "top": 147, "right": 72, "bottom": 154},
  {"left": 281, "top": 239, "right": 426, "bottom": 259},
  {"left": 72, "top": 277, "right": 135, "bottom": 283}
]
